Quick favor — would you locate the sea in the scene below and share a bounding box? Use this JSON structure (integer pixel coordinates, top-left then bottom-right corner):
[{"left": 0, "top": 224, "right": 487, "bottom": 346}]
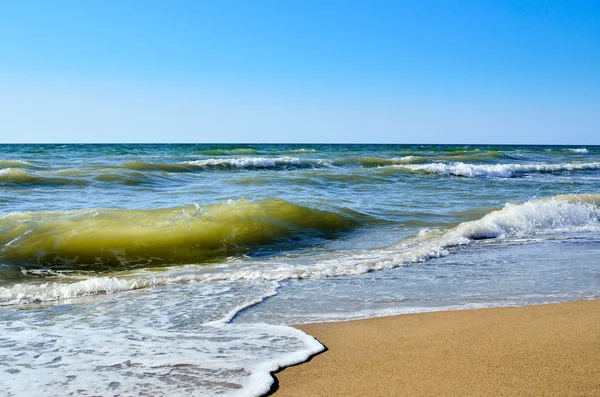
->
[{"left": 1, "top": 144, "right": 599, "bottom": 396}]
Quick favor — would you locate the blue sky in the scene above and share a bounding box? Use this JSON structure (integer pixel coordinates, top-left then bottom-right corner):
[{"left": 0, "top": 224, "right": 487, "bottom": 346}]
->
[{"left": 1, "top": 0, "right": 599, "bottom": 143}]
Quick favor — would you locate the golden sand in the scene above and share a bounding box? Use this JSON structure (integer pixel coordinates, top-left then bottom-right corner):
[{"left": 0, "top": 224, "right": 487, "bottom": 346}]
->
[{"left": 273, "top": 300, "right": 600, "bottom": 396}]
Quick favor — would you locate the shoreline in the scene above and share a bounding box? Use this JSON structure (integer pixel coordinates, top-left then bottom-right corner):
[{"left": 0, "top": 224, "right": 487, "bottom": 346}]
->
[{"left": 270, "top": 299, "right": 600, "bottom": 396}]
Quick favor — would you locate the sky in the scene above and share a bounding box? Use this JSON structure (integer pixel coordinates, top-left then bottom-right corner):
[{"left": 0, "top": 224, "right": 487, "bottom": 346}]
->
[{"left": 0, "top": 0, "right": 599, "bottom": 144}]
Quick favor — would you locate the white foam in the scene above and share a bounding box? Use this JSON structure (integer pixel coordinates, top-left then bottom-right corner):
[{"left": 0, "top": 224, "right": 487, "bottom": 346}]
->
[
  {"left": 568, "top": 148, "right": 589, "bottom": 153},
  {"left": 183, "top": 157, "right": 304, "bottom": 168},
  {"left": 286, "top": 148, "right": 316, "bottom": 153},
  {"left": 398, "top": 161, "right": 600, "bottom": 177},
  {"left": 0, "top": 280, "right": 324, "bottom": 397},
  {"left": 397, "top": 155, "right": 419, "bottom": 163},
  {"left": 207, "top": 281, "right": 281, "bottom": 325},
  {"left": 232, "top": 323, "right": 323, "bottom": 397},
  {"left": 0, "top": 277, "right": 146, "bottom": 305},
  {"left": 449, "top": 197, "right": 600, "bottom": 240}
]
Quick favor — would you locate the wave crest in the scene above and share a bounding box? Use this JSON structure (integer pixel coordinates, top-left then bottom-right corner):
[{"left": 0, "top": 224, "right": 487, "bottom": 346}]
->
[
  {"left": 183, "top": 157, "right": 307, "bottom": 169},
  {"left": 0, "top": 199, "right": 361, "bottom": 268},
  {"left": 398, "top": 161, "right": 600, "bottom": 177},
  {"left": 0, "top": 160, "right": 37, "bottom": 168},
  {"left": 0, "top": 168, "right": 88, "bottom": 186}
]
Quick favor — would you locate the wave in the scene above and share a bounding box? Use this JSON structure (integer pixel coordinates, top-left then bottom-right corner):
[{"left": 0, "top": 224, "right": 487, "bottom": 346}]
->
[
  {"left": 122, "top": 161, "right": 197, "bottom": 172},
  {"left": 284, "top": 148, "right": 317, "bottom": 154},
  {"left": 429, "top": 152, "right": 520, "bottom": 162},
  {"left": 0, "top": 168, "right": 88, "bottom": 186},
  {"left": 0, "top": 160, "right": 38, "bottom": 168},
  {"left": 432, "top": 150, "right": 505, "bottom": 158},
  {"left": 182, "top": 157, "right": 313, "bottom": 169},
  {"left": 194, "top": 148, "right": 261, "bottom": 156},
  {"left": 331, "top": 152, "right": 517, "bottom": 168},
  {"left": 94, "top": 172, "right": 156, "bottom": 185},
  {"left": 0, "top": 168, "right": 157, "bottom": 186},
  {"left": 447, "top": 193, "right": 600, "bottom": 239},
  {"left": 546, "top": 147, "right": 590, "bottom": 154},
  {"left": 3, "top": 194, "right": 598, "bottom": 305},
  {"left": 357, "top": 193, "right": 600, "bottom": 273},
  {"left": 123, "top": 157, "right": 319, "bottom": 172},
  {"left": 333, "top": 156, "right": 421, "bottom": 167},
  {"left": 0, "top": 199, "right": 361, "bottom": 269},
  {"left": 396, "top": 161, "right": 600, "bottom": 178},
  {"left": 351, "top": 193, "right": 600, "bottom": 273}
]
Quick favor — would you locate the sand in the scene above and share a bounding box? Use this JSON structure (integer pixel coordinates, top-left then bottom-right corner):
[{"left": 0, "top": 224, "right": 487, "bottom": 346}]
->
[{"left": 272, "top": 300, "right": 600, "bottom": 396}]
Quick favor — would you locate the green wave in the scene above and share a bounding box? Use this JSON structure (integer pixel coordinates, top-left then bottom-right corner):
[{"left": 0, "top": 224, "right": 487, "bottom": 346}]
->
[
  {"left": 0, "top": 168, "right": 88, "bottom": 186},
  {"left": 332, "top": 157, "right": 421, "bottom": 167},
  {"left": 122, "top": 161, "right": 196, "bottom": 172},
  {"left": 0, "top": 160, "right": 39, "bottom": 169},
  {"left": 94, "top": 172, "right": 154, "bottom": 186},
  {"left": 0, "top": 199, "right": 362, "bottom": 269}
]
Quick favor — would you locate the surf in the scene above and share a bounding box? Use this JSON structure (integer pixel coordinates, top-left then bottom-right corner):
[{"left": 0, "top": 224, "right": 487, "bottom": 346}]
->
[
  {"left": 3, "top": 194, "right": 597, "bottom": 305},
  {"left": 395, "top": 161, "right": 600, "bottom": 177},
  {"left": 0, "top": 199, "right": 362, "bottom": 269}
]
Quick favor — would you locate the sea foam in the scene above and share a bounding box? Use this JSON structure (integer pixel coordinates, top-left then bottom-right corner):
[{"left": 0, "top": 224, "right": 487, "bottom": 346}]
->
[
  {"left": 183, "top": 156, "right": 305, "bottom": 168},
  {"left": 0, "top": 280, "right": 324, "bottom": 397},
  {"left": 398, "top": 161, "right": 600, "bottom": 177}
]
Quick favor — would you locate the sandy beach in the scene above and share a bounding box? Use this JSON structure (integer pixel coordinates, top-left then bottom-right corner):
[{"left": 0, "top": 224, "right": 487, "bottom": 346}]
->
[{"left": 273, "top": 300, "right": 600, "bottom": 396}]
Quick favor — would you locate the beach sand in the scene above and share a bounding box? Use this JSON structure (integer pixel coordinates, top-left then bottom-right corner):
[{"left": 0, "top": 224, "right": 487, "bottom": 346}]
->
[{"left": 273, "top": 300, "right": 600, "bottom": 396}]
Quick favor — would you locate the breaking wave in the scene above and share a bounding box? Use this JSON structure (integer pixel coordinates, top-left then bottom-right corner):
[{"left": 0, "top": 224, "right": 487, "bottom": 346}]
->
[
  {"left": 0, "top": 199, "right": 362, "bottom": 269},
  {"left": 122, "top": 157, "right": 321, "bottom": 172},
  {"left": 194, "top": 148, "right": 261, "bottom": 156},
  {"left": 333, "top": 156, "right": 420, "bottom": 167},
  {"left": 2, "top": 194, "right": 598, "bottom": 305},
  {"left": 182, "top": 157, "right": 310, "bottom": 169},
  {"left": 397, "top": 161, "right": 600, "bottom": 178}
]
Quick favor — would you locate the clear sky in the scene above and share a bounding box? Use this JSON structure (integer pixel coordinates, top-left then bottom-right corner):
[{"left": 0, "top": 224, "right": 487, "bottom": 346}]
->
[{"left": 1, "top": 0, "right": 599, "bottom": 143}]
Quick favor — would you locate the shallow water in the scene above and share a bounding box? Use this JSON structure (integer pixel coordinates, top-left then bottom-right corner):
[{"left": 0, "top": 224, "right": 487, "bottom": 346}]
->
[{"left": 1, "top": 144, "right": 599, "bottom": 396}]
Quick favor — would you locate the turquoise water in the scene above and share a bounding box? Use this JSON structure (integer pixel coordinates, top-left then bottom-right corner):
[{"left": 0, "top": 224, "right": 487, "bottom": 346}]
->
[{"left": 1, "top": 144, "right": 599, "bottom": 396}]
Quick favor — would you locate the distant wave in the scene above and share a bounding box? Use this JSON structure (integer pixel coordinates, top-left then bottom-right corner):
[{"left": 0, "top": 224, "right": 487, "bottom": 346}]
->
[
  {"left": 396, "top": 161, "right": 600, "bottom": 178},
  {"left": 194, "top": 148, "right": 261, "bottom": 156},
  {"left": 122, "top": 161, "right": 197, "bottom": 172},
  {"left": 121, "top": 157, "right": 321, "bottom": 171},
  {"left": 124, "top": 157, "right": 321, "bottom": 172},
  {"left": 331, "top": 152, "right": 516, "bottom": 167},
  {"left": 0, "top": 160, "right": 38, "bottom": 168},
  {"left": 0, "top": 168, "right": 88, "bottom": 186},
  {"left": 333, "top": 156, "right": 420, "bottom": 167},
  {"left": 4, "top": 158, "right": 599, "bottom": 186},
  {"left": 182, "top": 157, "right": 312, "bottom": 169},
  {"left": 546, "top": 148, "right": 590, "bottom": 154},
  {"left": 284, "top": 148, "right": 317, "bottom": 154},
  {"left": 0, "top": 168, "right": 156, "bottom": 186}
]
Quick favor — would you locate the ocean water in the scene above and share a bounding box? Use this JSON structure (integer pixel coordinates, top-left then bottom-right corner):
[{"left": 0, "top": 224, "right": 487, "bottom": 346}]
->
[{"left": 1, "top": 144, "right": 599, "bottom": 396}]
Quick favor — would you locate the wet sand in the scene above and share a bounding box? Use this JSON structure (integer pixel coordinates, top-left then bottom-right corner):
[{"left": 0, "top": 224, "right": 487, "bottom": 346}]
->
[{"left": 273, "top": 300, "right": 600, "bottom": 396}]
